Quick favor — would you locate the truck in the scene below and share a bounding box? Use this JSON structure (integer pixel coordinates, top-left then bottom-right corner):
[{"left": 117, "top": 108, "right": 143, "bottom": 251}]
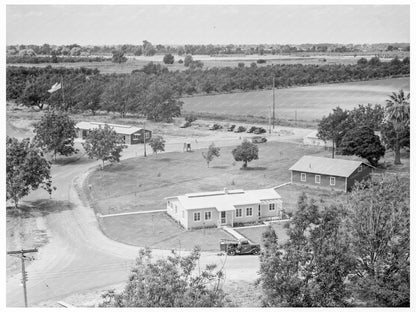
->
[{"left": 219, "top": 238, "right": 261, "bottom": 256}]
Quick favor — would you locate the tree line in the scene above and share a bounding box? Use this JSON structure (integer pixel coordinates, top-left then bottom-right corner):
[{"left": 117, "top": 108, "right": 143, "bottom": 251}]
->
[{"left": 6, "top": 55, "right": 110, "bottom": 64}]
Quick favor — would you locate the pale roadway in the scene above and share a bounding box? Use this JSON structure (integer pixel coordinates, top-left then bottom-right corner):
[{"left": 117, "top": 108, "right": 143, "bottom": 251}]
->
[{"left": 6, "top": 129, "right": 309, "bottom": 307}]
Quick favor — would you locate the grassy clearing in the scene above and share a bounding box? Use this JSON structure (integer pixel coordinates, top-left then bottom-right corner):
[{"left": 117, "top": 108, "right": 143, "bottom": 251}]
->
[
  {"left": 182, "top": 77, "right": 410, "bottom": 122},
  {"left": 99, "top": 212, "right": 233, "bottom": 251},
  {"left": 86, "top": 141, "right": 330, "bottom": 215}
]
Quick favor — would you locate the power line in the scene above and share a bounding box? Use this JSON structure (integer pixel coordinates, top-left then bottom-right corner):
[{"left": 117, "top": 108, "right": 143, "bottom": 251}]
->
[{"left": 7, "top": 248, "right": 38, "bottom": 307}]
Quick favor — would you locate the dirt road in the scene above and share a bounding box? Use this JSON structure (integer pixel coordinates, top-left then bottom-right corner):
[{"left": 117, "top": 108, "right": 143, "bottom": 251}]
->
[{"left": 6, "top": 125, "right": 310, "bottom": 307}]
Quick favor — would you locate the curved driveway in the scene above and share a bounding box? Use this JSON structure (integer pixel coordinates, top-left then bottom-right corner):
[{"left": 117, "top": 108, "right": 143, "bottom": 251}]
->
[{"left": 6, "top": 128, "right": 309, "bottom": 307}]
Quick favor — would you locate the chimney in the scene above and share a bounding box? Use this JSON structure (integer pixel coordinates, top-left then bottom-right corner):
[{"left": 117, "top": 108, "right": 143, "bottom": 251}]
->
[{"left": 224, "top": 188, "right": 228, "bottom": 194}]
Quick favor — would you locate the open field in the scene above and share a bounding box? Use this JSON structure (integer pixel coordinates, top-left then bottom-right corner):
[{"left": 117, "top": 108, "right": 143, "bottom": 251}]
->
[
  {"left": 8, "top": 53, "right": 406, "bottom": 74},
  {"left": 86, "top": 141, "right": 331, "bottom": 215},
  {"left": 182, "top": 77, "right": 410, "bottom": 122}
]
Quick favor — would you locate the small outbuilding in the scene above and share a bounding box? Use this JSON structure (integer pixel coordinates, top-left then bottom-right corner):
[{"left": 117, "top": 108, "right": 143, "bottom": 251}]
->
[
  {"left": 75, "top": 121, "right": 151, "bottom": 145},
  {"left": 289, "top": 155, "right": 373, "bottom": 192},
  {"left": 166, "top": 188, "right": 283, "bottom": 230},
  {"left": 303, "top": 130, "right": 333, "bottom": 148}
]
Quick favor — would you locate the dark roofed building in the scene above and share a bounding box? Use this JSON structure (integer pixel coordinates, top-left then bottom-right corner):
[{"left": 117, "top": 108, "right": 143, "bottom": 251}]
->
[{"left": 289, "top": 155, "right": 373, "bottom": 192}]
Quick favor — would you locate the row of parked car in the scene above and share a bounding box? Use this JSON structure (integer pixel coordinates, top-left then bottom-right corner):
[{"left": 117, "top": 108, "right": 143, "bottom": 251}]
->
[{"left": 210, "top": 124, "right": 267, "bottom": 134}]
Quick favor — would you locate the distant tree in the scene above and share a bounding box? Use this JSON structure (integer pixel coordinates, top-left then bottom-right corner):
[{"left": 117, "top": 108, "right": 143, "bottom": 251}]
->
[
  {"left": 202, "top": 143, "right": 221, "bottom": 167},
  {"left": 149, "top": 136, "right": 165, "bottom": 154},
  {"left": 184, "top": 114, "right": 197, "bottom": 123},
  {"left": 317, "top": 107, "right": 349, "bottom": 158},
  {"left": 99, "top": 248, "right": 228, "bottom": 307},
  {"left": 163, "top": 53, "right": 175, "bottom": 64},
  {"left": 134, "top": 46, "right": 143, "bottom": 56},
  {"left": 143, "top": 40, "right": 156, "bottom": 56},
  {"left": 384, "top": 89, "right": 410, "bottom": 164},
  {"left": 347, "top": 104, "right": 384, "bottom": 131},
  {"left": 402, "top": 56, "right": 409, "bottom": 65},
  {"left": 381, "top": 121, "right": 410, "bottom": 155},
  {"left": 184, "top": 55, "right": 193, "bottom": 67},
  {"left": 112, "top": 50, "right": 127, "bottom": 63},
  {"left": 33, "top": 110, "right": 78, "bottom": 160},
  {"left": 76, "top": 78, "right": 103, "bottom": 115},
  {"left": 189, "top": 60, "right": 204, "bottom": 70},
  {"left": 178, "top": 59, "right": 183, "bottom": 64},
  {"left": 20, "top": 77, "right": 50, "bottom": 110},
  {"left": 357, "top": 57, "right": 368, "bottom": 66},
  {"left": 6, "top": 136, "right": 54, "bottom": 210},
  {"left": 339, "top": 126, "right": 385, "bottom": 166},
  {"left": 257, "top": 59, "right": 266, "bottom": 64},
  {"left": 238, "top": 62, "right": 245, "bottom": 68},
  {"left": 368, "top": 56, "right": 381, "bottom": 66},
  {"left": 345, "top": 176, "right": 410, "bottom": 307},
  {"left": 82, "top": 124, "right": 127, "bottom": 169},
  {"left": 257, "top": 195, "right": 355, "bottom": 307},
  {"left": 232, "top": 140, "right": 259, "bottom": 169},
  {"left": 390, "top": 56, "right": 402, "bottom": 67}
]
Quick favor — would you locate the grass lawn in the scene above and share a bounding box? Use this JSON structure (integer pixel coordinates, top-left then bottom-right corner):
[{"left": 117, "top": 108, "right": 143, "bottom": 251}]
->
[
  {"left": 99, "top": 212, "right": 234, "bottom": 251},
  {"left": 86, "top": 141, "right": 329, "bottom": 215},
  {"left": 182, "top": 77, "right": 410, "bottom": 122},
  {"left": 235, "top": 221, "right": 290, "bottom": 245}
]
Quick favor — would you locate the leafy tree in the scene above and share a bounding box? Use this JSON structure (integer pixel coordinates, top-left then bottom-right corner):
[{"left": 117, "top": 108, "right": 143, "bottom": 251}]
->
[
  {"left": 257, "top": 195, "right": 355, "bottom": 307},
  {"left": 163, "top": 53, "right": 175, "bottom": 64},
  {"left": 232, "top": 140, "right": 259, "bottom": 169},
  {"left": 184, "top": 55, "right": 193, "bottom": 67},
  {"left": 112, "top": 50, "right": 127, "bottom": 63},
  {"left": 33, "top": 110, "right": 78, "bottom": 160},
  {"left": 76, "top": 78, "right": 103, "bottom": 115},
  {"left": 6, "top": 136, "right": 54, "bottom": 210},
  {"left": 384, "top": 90, "right": 410, "bottom": 164},
  {"left": 380, "top": 121, "right": 410, "bottom": 154},
  {"left": 202, "top": 143, "right": 221, "bottom": 167},
  {"left": 345, "top": 176, "right": 410, "bottom": 307},
  {"left": 339, "top": 126, "right": 385, "bottom": 166},
  {"left": 148, "top": 136, "right": 165, "bottom": 154},
  {"left": 346, "top": 104, "right": 384, "bottom": 131},
  {"left": 184, "top": 114, "right": 197, "bottom": 123},
  {"left": 189, "top": 60, "right": 204, "bottom": 70},
  {"left": 317, "top": 107, "right": 349, "bottom": 158},
  {"left": 357, "top": 57, "right": 368, "bottom": 66},
  {"left": 368, "top": 57, "right": 381, "bottom": 66},
  {"left": 20, "top": 76, "right": 50, "bottom": 110},
  {"left": 99, "top": 248, "right": 228, "bottom": 307},
  {"left": 402, "top": 56, "right": 409, "bottom": 65},
  {"left": 82, "top": 124, "right": 127, "bottom": 169},
  {"left": 143, "top": 40, "right": 156, "bottom": 56}
]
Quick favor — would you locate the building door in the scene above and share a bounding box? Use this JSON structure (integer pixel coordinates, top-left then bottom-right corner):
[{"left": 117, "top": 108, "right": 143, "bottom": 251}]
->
[{"left": 220, "top": 211, "right": 226, "bottom": 224}]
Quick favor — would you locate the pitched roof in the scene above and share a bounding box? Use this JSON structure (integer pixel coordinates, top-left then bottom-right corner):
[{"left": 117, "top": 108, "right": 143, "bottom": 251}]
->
[
  {"left": 289, "top": 155, "right": 364, "bottom": 177},
  {"left": 75, "top": 121, "right": 143, "bottom": 135},
  {"left": 167, "top": 188, "right": 281, "bottom": 211}
]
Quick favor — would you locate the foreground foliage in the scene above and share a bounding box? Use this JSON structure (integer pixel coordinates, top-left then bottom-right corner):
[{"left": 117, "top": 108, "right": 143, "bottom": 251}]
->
[
  {"left": 258, "top": 175, "right": 409, "bottom": 307},
  {"left": 100, "top": 248, "right": 229, "bottom": 307},
  {"left": 6, "top": 136, "right": 54, "bottom": 209}
]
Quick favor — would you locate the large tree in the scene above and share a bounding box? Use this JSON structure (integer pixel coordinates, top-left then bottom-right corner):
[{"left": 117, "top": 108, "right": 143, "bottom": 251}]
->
[
  {"left": 112, "top": 50, "right": 127, "bottom": 63},
  {"left": 232, "top": 140, "right": 259, "bottom": 169},
  {"left": 148, "top": 136, "right": 165, "bottom": 154},
  {"left": 75, "top": 77, "right": 104, "bottom": 115},
  {"left": 345, "top": 176, "right": 410, "bottom": 307},
  {"left": 33, "top": 110, "right": 78, "bottom": 160},
  {"left": 339, "top": 126, "right": 385, "bottom": 166},
  {"left": 6, "top": 136, "right": 54, "bottom": 210},
  {"left": 317, "top": 107, "right": 349, "bottom": 158},
  {"left": 163, "top": 53, "right": 175, "bottom": 64},
  {"left": 202, "top": 143, "right": 221, "bottom": 167},
  {"left": 257, "top": 195, "right": 355, "bottom": 307},
  {"left": 100, "top": 248, "right": 228, "bottom": 307},
  {"left": 20, "top": 76, "right": 50, "bottom": 110},
  {"left": 384, "top": 89, "right": 410, "bottom": 164},
  {"left": 82, "top": 124, "right": 127, "bottom": 169}
]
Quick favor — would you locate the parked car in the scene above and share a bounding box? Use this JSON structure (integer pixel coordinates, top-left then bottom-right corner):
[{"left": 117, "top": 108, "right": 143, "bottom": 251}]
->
[
  {"left": 220, "top": 239, "right": 260, "bottom": 256},
  {"left": 233, "top": 126, "right": 246, "bottom": 133},
  {"left": 209, "top": 123, "right": 222, "bottom": 130},
  {"left": 227, "top": 124, "right": 236, "bottom": 132},
  {"left": 180, "top": 121, "right": 192, "bottom": 128},
  {"left": 251, "top": 136, "right": 267, "bottom": 143},
  {"left": 246, "top": 126, "right": 257, "bottom": 133},
  {"left": 253, "top": 127, "right": 266, "bottom": 134}
]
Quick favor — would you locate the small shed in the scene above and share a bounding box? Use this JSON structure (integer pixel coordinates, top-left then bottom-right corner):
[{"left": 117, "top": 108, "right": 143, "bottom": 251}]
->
[
  {"left": 75, "top": 121, "right": 151, "bottom": 145},
  {"left": 289, "top": 155, "right": 373, "bottom": 192}
]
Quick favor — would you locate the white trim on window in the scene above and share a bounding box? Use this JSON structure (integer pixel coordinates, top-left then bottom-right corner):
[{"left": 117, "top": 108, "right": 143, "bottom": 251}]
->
[
  {"left": 246, "top": 207, "right": 253, "bottom": 217},
  {"left": 193, "top": 212, "right": 201, "bottom": 222},
  {"left": 301, "top": 172, "right": 306, "bottom": 182},
  {"left": 204, "top": 211, "right": 212, "bottom": 221},
  {"left": 236, "top": 208, "right": 242, "bottom": 218},
  {"left": 315, "top": 175, "right": 321, "bottom": 184},
  {"left": 330, "top": 176, "right": 336, "bottom": 186}
]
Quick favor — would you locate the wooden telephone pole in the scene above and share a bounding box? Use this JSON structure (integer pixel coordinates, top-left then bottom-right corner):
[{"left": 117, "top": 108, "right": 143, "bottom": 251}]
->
[
  {"left": 272, "top": 77, "right": 276, "bottom": 129},
  {"left": 7, "top": 248, "right": 38, "bottom": 307}
]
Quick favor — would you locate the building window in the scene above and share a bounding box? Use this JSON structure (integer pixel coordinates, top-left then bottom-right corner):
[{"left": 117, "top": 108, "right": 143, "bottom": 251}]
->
[
  {"left": 236, "top": 208, "right": 242, "bottom": 218},
  {"left": 315, "top": 175, "right": 321, "bottom": 184},
  {"left": 133, "top": 134, "right": 141, "bottom": 140},
  {"left": 145, "top": 132, "right": 151, "bottom": 139},
  {"left": 204, "top": 211, "right": 212, "bottom": 221},
  {"left": 246, "top": 207, "right": 253, "bottom": 217},
  {"left": 330, "top": 177, "right": 336, "bottom": 186},
  {"left": 301, "top": 173, "right": 306, "bottom": 182},
  {"left": 269, "top": 203, "right": 275, "bottom": 211},
  {"left": 194, "top": 212, "right": 201, "bottom": 222}
]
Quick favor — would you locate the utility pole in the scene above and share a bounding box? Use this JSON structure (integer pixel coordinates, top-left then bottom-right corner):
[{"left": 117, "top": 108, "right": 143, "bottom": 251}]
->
[
  {"left": 272, "top": 77, "right": 276, "bottom": 129},
  {"left": 61, "top": 75, "right": 65, "bottom": 111},
  {"left": 143, "top": 120, "right": 147, "bottom": 157},
  {"left": 7, "top": 248, "right": 38, "bottom": 307}
]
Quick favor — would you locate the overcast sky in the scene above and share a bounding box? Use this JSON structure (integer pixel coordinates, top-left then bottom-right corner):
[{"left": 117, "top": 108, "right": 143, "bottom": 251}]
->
[{"left": 6, "top": 5, "right": 410, "bottom": 45}]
